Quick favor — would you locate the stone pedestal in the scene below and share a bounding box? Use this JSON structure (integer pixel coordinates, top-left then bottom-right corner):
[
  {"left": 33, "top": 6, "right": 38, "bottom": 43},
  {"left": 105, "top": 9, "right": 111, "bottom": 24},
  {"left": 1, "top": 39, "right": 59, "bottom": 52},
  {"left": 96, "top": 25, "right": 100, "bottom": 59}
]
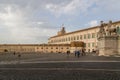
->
[
  {"left": 98, "top": 36, "right": 118, "bottom": 56},
  {"left": 118, "top": 37, "right": 120, "bottom": 54}
]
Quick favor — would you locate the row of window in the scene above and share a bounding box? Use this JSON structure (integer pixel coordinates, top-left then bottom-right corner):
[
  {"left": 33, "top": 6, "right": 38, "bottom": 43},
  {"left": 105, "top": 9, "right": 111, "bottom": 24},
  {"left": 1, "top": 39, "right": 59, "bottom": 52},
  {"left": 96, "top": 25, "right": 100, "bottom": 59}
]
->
[
  {"left": 37, "top": 47, "right": 69, "bottom": 49},
  {"left": 8, "top": 49, "right": 34, "bottom": 52},
  {"left": 84, "top": 43, "right": 95, "bottom": 47},
  {"left": 50, "top": 33, "right": 96, "bottom": 43},
  {"left": 37, "top": 42, "right": 95, "bottom": 49}
]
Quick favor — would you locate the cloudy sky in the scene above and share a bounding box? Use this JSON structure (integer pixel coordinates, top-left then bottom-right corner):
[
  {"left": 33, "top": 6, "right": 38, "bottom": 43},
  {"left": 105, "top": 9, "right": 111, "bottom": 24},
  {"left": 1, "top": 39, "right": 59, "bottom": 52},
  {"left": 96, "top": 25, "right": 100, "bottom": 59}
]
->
[{"left": 0, "top": 0, "right": 120, "bottom": 44}]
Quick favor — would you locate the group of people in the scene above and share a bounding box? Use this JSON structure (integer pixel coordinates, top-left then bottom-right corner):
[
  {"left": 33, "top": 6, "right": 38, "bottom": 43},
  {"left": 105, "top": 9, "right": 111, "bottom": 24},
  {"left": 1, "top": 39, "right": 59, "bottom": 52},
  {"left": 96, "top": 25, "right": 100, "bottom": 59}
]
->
[
  {"left": 13, "top": 52, "right": 21, "bottom": 58},
  {"left": 74, "top": 49, "right": 86, "bottom": 58},
  {"left": 74, "top": 50, "right": 80, "bottom": 58},
  {"left": 66, "top": 49, "right": 86, "bottom": 58}
]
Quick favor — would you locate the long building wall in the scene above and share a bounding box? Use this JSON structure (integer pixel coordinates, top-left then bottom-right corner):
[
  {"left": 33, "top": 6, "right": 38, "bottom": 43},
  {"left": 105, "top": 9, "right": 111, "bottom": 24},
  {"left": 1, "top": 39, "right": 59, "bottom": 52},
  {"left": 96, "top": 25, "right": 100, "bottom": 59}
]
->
[
  {"left": 0, "top": 20, "right": 120, "bottom": 53},
  {"left": 35, "top": 44, "right": 70, "bottom": 53},
  {"left": 48, "top": 20, "right": 120, "bottom": 52},
  {"left": 0, "top": 44, "right": 70, "bottom": 53},
  {"left": 0, "top": 44, "right": 36, "bottom": 53},
  {"left": 48, "top": 27, "right": 99, "bottom": 52}
]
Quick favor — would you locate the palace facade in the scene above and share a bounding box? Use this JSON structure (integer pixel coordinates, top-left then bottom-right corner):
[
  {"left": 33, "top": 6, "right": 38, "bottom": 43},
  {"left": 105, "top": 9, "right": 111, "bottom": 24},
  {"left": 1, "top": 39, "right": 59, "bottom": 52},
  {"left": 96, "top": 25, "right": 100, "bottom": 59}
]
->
[
  {"left": 48, "top": 20, "right": 120, "bottom": 53},
  {"left": 48, "top": 26, "right": 98, "bottom": 52},
  {"left": 0, "top": 20, "right": 120, "bottom": 55}
]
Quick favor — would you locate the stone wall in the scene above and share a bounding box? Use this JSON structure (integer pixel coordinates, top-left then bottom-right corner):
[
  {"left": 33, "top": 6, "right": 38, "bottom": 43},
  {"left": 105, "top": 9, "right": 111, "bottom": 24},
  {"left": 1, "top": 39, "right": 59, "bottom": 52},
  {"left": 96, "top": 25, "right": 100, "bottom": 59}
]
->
[{"left": 98, "top": 36, "right": 118, "bottom": 56}]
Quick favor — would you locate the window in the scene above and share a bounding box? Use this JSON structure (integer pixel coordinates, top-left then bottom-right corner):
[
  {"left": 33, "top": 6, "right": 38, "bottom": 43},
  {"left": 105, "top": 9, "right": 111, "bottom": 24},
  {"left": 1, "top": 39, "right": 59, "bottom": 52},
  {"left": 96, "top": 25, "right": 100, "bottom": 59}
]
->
[
  {"left": 67, "top": 47, "right": 69, "bottom": 49},
  {"left": 84, "top": 34, "right": 86, "bottom": 39},
  {"left": 92, "top": 33, "right": 95, "bottom": 38},
  {"left": 88, "top": 43, "right": 90, "bottom": 47},
  {"left": 77, "top": 36, "right": 79, "bottom": 40},
  {"left": 116, "top": 26, "right": 120, "bottom": 34},
  {"left": 92, "top": 43, "right": 95, "bottom": 47},
  {"left": 63, "top": 38, "right": 65, "bottom": 42},
  {"left": 62, "top": 39, "right": 64, "bottom": 42},
  {"left": 56, "top": 40, "right": 58, "bottom": 42},
  {"left": 71, "top": 37, "right": 73, "bottom": 41},
  {"left": 68, "top": 37, "right": 70, "bottom": 41},
  {"left": 59, "top": 39, "right": 61, "bottom": 42},
  {"left": 80, "top": 35, "right": 82, "bottom": 40},
  {"left": 84, "top": 43, "right": 86, "bottom": 47},
  {"left": 66, "top": 38, "right": 67, "bottom": 41},
  {"left": 37, "top": 47, "right": 39, "bottom": 49},
  {"left": 74, "top": 36, "right": 76, "bottom": 40},
  {"left": 60, "top": 39, "right": 61, "bottom": 42},
  {"left": 88, "top": 49, "right": 90, "bottom": 52},
  {"left": 88, "top": 34, "right": 90, "bottom": 39}
]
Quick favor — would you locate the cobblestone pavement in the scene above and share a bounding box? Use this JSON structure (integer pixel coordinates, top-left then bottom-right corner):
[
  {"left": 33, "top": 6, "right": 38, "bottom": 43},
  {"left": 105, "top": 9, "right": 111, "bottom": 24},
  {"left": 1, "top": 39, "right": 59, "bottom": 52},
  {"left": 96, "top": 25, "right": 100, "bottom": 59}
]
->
[
  {"left": 0, "top": 53, "right": 120, "bottom": 80},
  {"left": 0, "top": 53, "right": 120, "bottom": 64},
  {"left": 0, "top": 69, "right": 120, "bottom": 80},
  {"left": 0, "top": 62, "right": 120, "bottom": 80}
]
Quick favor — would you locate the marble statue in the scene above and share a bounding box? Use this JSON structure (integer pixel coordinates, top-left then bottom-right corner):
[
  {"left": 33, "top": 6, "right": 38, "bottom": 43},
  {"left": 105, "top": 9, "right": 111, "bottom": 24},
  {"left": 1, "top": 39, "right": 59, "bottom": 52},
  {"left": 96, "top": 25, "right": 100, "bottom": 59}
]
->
[
  {"left": 106, "top": 20, "right": 117, "bottom": 36},
  {"left": 97, "top": 21, "right": 106, "bottom": 38}
]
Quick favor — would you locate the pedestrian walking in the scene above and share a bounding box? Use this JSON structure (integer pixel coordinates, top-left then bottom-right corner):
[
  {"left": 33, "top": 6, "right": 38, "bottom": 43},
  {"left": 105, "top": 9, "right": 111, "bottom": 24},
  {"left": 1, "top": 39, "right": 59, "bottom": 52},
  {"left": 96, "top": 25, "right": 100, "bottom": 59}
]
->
[
  {"left": 74, "top": 50, "right": 77, "bottom": 57},
  {"left": 81, "top": 49, "right": 85, "bottom": 56},
  {"left": 13, "top": 51, "right": 16, "bottom": 55},
  {"left": 77, "top": 50, "right": 80, "bottom": 58},
  {"left": 18, "top": 54, "right": 21, "bottom": 58},
  {"left": 66, "top": 50, "right": 70, "bottom": 58},
  {"left": 18, "top": 53, "right": 21, "bottom": 63}
]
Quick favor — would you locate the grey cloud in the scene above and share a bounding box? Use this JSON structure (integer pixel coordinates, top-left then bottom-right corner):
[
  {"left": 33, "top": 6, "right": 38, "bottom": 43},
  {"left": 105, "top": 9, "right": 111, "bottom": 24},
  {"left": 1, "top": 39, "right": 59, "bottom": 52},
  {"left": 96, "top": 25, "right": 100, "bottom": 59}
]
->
[
  {"left": 0, "top": 0, "right": 120, "bottom": 44},
  {"left": 0, "top": 0, "right": 59, "bottom": 44},
  {"left": 0, "top": 0, "right": 71, "bottom": 9},
  {"left": 93, "top": 0, "right": 120, "bottom": 12}
]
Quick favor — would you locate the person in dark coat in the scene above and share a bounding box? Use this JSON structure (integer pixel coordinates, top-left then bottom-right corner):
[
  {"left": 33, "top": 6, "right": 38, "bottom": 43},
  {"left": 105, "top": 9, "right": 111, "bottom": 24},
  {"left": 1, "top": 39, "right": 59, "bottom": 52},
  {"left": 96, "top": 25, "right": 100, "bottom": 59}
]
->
[
  {"left": 66, "top": 50, "right": 70, "bottom": 58},
  {"left": 77, "top": 50, "right": 80, "bottom": 58},
  {"left": 74, "top": 50, "right": 77, "bottom": 57},
  {"left": 13, "top": 51, "right": 16, "bottom": 55}
]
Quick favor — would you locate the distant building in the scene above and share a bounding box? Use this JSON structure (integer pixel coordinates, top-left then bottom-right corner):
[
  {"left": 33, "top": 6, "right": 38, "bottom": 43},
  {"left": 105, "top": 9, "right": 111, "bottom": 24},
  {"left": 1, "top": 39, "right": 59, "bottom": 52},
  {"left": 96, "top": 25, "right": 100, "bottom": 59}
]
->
[
  {"left": 48, "top": 20, "right": 120, "bottom": 54},
  {"left": 0, "top": 44, "right": 70, "bottom": 53},
  {"left": 48, "top": 24, "right": 98, "bottom": 52},
  {"left": 0, "top": 44, "right": 36, "bottom": 53},
  {"left": 0, "top": 20, "right": 120, "bottom": 56},
  {"left": 57, "top": 27, "right": 66, "bottom": 36},
  {"left": 35, "top": 44, "right": 70, "bottom": 53}
]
